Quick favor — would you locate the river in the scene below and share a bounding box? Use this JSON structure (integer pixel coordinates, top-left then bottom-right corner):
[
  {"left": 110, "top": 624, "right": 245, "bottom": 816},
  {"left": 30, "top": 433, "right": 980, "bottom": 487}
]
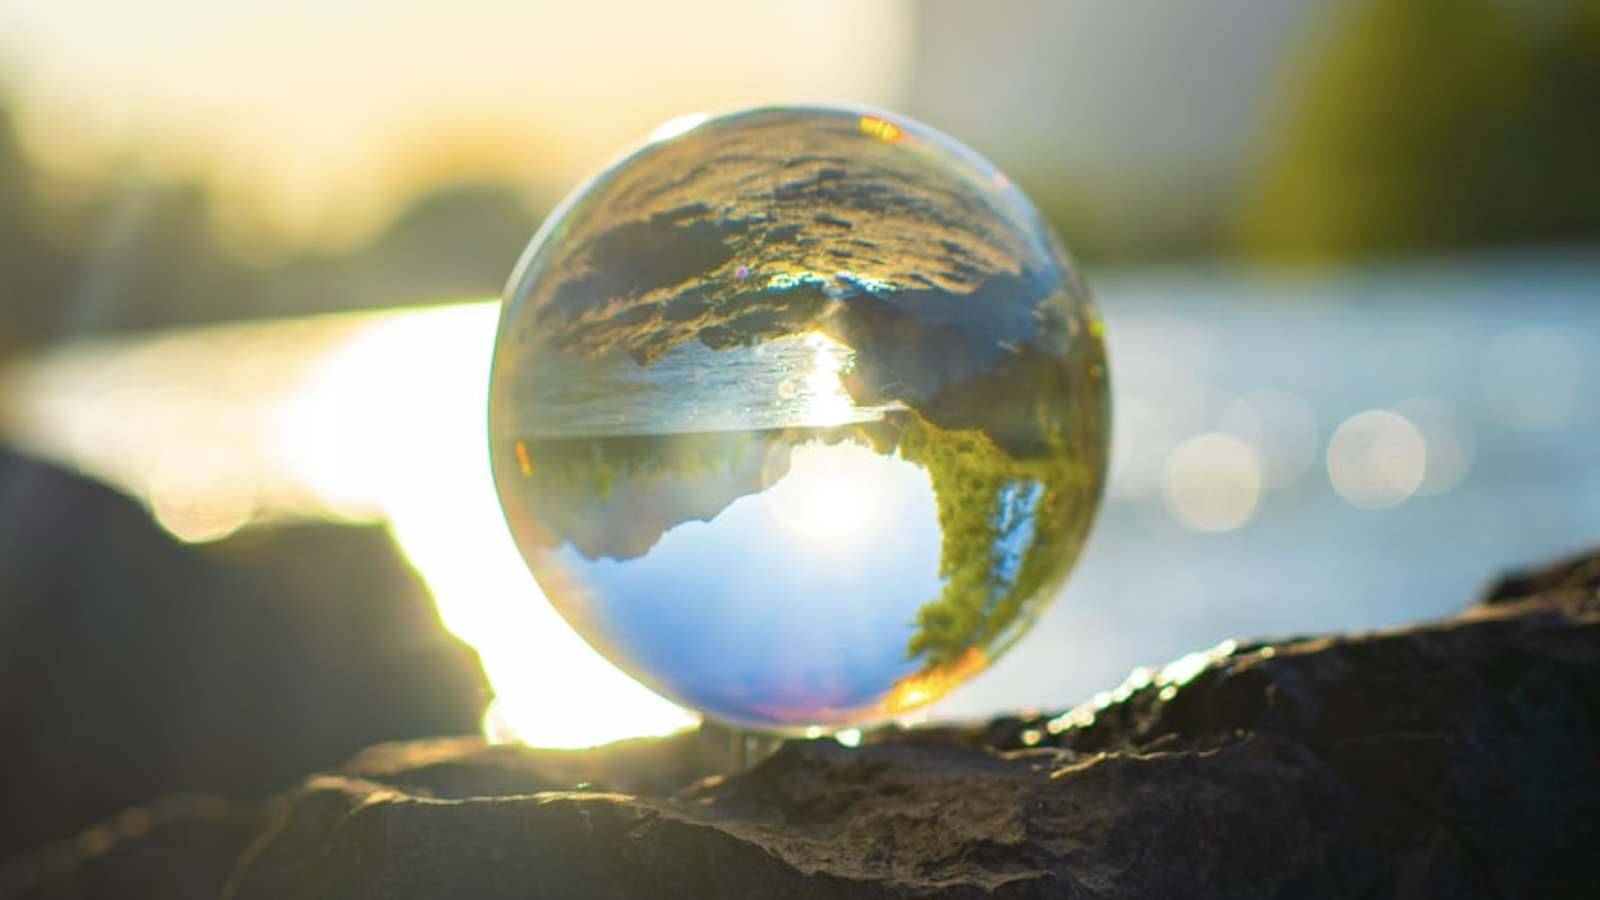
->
[
  {"left": 942, "top": 249, "right": 1600, "bottom": 720},
  {"left": 4, "top": 249, "right": 1597, "bottom": 739}
]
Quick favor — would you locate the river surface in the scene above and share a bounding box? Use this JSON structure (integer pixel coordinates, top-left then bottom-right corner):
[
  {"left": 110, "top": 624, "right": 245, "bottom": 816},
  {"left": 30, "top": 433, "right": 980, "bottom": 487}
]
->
[
  {"left": 939, "top": 250, "right": 1600, "bottom": 720},
  {"left": 4, "top": 250, "right": 1597, "bottom": 736}
]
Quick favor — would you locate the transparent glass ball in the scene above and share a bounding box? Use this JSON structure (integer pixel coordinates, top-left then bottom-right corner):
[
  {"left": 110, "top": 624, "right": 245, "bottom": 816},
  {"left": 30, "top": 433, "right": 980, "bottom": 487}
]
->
[{"left": 488, "top": 105, "right": 1110, "bottom": 733}]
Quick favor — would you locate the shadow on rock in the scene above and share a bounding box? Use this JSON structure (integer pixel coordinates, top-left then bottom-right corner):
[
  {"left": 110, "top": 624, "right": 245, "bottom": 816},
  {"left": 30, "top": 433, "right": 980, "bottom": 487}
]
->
[
  {"left": 10, "top": 537, "right": 1597, "bottom": 898},
  {"left": 0, "top": 447, "right": 489, "bottom": 863}
]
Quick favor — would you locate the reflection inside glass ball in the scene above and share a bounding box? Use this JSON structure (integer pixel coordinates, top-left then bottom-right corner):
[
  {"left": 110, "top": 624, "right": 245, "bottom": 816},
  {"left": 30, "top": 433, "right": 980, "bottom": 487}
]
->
[{"left": 488, "top": 106, "right": 1110, "bottom": 732}]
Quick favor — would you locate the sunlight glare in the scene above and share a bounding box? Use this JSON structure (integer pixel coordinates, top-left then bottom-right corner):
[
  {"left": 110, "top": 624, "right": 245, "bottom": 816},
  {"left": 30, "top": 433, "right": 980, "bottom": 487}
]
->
[
  {"left": 146, "top": 439, "right": 259, "bottom": 542},
  {"left": 649, "top": 112, "right": 709, "bottom": 144},
  {"left": 801, "top": 331, "right": 858, "bottom": 425},
  {"left": 763, "top": 442, "right": 888, "bottom": 542},
  {"left": 280, "top": 302, "right": 697, "bottom": 748}
]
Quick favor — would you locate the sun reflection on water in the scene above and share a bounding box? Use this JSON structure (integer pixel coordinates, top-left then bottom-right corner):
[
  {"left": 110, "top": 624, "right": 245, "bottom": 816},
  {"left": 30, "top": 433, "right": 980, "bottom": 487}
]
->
[{"left": 801, "top": 331, "right": 858, "bottom": 425}]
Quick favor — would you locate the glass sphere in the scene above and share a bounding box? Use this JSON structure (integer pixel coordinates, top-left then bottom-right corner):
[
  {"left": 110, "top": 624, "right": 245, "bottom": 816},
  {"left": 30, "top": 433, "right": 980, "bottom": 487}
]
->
[{"left": 488, "top": 105, "right": 1109, "bottom": 733}]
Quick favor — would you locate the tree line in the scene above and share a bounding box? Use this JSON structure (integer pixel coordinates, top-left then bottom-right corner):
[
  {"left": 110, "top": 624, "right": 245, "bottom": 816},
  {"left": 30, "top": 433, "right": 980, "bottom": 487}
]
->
[{"left": 0, "top": 103, "right": 543, "bottom": 361}]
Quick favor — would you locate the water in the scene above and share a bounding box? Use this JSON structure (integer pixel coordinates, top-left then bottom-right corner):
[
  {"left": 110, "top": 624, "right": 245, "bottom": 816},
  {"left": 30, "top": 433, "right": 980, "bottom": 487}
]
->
[
  {"left": 925, "top": 251, "right": 1600, "bottom": 721},
  {"left": 1, "top": 251, "right": 1594, "bottom": 742},
  {"left": 496, "top": 332, "right": 901, "bottom": 437}
]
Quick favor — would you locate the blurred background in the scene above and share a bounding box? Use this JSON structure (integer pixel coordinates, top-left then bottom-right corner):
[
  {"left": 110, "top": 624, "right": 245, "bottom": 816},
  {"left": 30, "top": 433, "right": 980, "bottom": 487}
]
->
[{"left": 1, "top": 0, "right": 1598, "bottom": 860}]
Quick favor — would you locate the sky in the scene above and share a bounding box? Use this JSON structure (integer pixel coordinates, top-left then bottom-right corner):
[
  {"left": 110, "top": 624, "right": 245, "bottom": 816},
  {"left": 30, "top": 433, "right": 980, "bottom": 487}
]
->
[
  {"left": 0, "top": 0, "right": 916, "bottom": 244},
  {"left": 0, "top": 0, "right": 1349, "bottom": 258}
]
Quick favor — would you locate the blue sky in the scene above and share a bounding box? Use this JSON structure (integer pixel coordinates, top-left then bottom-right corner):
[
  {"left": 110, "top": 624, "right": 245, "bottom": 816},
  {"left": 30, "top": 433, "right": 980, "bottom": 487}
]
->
[{"left": 542, "top": 438, "right": 944, "bottom": 727}]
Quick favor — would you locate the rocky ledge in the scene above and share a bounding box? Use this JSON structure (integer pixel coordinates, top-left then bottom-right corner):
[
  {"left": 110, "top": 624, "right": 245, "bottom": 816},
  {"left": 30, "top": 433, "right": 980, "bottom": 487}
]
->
[{"left": 5, "top": 546, "right": 1598, "bottom": 899}]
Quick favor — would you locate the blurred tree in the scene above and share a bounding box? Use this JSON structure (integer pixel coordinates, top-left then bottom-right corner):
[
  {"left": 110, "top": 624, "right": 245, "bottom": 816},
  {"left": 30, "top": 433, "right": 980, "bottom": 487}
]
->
[
  {"left": 365, "top": 180, "right": 540, "bottom": 300},
  {"left": 1238, "top": 0, "right": 1600, "bottom": 259},
  {"left": 60, "top": 181, "right": 267, "bottom": 334},
  {"left": 261, "top": 180, "right": 541, "bottom": 318},
  {"left": 0, "top": 105, "right": 69, "bottom": 356},
  {"left": 0, "top": 87, "right": 545, "bottom": 356},
  {"left": 0, "top": 104, "right": 268, "bottom": 350},
  {"left": 0, "top": 107, "right": 35, "bottom": 276}
]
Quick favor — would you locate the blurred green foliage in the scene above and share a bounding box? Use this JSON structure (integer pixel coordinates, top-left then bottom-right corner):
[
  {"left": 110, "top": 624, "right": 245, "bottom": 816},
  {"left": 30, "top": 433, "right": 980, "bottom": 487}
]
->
[
  {"left": 1239, "top": 0, "right": 1600, "bottom": 259},
  {"left": 0, "top": 108, "right": 70, "bottom": 358}
]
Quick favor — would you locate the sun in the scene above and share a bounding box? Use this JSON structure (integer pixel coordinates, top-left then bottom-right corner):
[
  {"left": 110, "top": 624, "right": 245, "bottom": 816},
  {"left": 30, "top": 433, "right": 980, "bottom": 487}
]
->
[{"left": 764, "top": 441, "right": 892, "bottom": 543}]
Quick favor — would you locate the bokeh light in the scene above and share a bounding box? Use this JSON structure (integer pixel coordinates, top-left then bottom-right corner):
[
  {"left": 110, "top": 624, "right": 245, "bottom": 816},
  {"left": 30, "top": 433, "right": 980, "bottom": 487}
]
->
[
  {"left": 1161, "top": 432, "right": 1264, "bottom": 533},
  {"left": 1326, "top": 409, "right": 1427, "bottom": 510}
]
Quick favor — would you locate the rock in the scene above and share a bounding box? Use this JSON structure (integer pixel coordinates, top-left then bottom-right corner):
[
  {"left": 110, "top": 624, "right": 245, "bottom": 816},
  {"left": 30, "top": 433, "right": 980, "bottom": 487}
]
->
[
  {"left": 7, "top": 542, "right": 1600, "bottom": 899},
  {"left": 0, "top": 796, "right": 267, "bottom": 900},
  {"left": 0, "top": 447, "right": 490, "bottom": 860}
]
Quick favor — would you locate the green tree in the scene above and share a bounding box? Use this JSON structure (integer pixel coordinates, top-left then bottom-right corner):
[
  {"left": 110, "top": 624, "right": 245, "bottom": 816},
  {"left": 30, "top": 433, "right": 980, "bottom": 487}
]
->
[
  {"left": 1238, "top": 0, "right": 1600, "bottom": 258},
  {"left": 896, "top": 410, "right": 1095, "bottom": 671},
  {"left": 0, "top": 103, "right": 67, "bottom": 356}
]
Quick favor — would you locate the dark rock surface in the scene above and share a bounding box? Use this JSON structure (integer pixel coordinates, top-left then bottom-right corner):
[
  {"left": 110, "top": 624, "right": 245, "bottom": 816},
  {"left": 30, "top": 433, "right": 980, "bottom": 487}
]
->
[
  {"left": 0, "top": 796, "right": 267, "bottom": 900},
  {"left": 5, "top": 541, "right": 1598, "bottom": 899},
  {"left": 0, "top": 448, "right": 489, "bottom": 861}
]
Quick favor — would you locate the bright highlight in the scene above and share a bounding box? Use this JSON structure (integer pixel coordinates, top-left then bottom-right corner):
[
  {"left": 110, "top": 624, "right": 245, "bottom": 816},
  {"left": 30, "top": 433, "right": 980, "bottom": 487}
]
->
[
  {"left": 1161, "top": 432, "right": 1263, "bottom": 533},
  {"left": 1326, "top": 409, "right": 1427, "bottom": 509}
]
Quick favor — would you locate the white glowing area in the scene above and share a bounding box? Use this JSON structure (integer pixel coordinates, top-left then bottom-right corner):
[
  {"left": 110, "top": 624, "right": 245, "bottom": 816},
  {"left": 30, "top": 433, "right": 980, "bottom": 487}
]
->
[
  {"left": 1160, "top": 432, "right": 1263, "bottom": 533},
  {"left": 283, "top": 304, "right": 697, "bottom": 748},
  {"left": 800, "top": 331, "right": 858, "bottom": 426},
  {"left": 761, "top": 331, "right": 906, "bottom": 543},
  {"left": 1326, "top": 409, "right": 1427, "bottom": 510},
  {"left": 765, "top": 442, "right": 901, "bottom": 543}
]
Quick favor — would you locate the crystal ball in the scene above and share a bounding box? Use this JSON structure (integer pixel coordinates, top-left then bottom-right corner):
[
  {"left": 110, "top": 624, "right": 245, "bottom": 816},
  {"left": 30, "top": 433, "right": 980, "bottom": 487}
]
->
[{"left": 488, "top": 105, "right": 1110, "bottom": 732}]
